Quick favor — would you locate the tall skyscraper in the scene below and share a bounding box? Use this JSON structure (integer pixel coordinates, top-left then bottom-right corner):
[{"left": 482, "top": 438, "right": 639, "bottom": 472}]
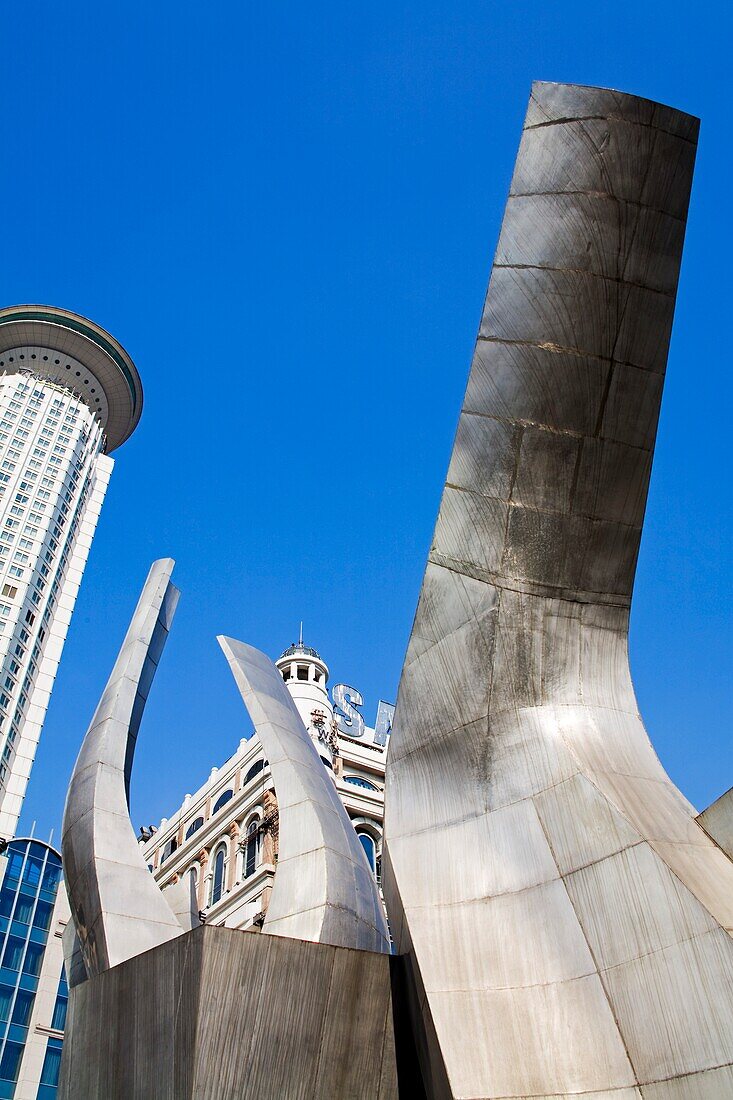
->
[{"left": 0, "top": 306, "right": 142, "bottom": 839}]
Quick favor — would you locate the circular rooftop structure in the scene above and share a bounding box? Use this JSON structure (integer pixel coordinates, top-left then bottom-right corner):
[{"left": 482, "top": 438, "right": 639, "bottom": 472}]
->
[
  {"left": 279, "top": 641, "right": 323, "bottom": 661},
  {"left": 0, "top": 305, "right": 143, "bottom": 453}
]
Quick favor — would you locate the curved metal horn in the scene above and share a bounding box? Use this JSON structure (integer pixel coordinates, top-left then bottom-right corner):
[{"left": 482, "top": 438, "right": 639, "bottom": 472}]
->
[
  {"left": 218, "top": 636, "right": 390, "bottom": 953},
  {"left": 384, "top": 82, "right": 733, "bottom": 1098},
  {"left": 62, "top": 559, "right": 184, "bottom": 977}
]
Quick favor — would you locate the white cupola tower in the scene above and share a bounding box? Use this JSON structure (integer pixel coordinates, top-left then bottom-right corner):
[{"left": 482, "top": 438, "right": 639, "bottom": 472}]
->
[{"left": 275, "top": 629, "right": 338, "bottom": 771}]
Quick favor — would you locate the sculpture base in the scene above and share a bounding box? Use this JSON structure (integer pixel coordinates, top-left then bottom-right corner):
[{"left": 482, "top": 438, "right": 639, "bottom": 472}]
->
[{"left": 59, "top": 925, "right": 400, "bottom": 1099}]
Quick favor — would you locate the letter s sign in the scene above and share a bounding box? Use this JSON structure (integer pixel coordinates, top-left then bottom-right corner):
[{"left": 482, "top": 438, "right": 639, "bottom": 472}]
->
[{"left": 332, "top": 683, "right": 365, "bottom": 740}]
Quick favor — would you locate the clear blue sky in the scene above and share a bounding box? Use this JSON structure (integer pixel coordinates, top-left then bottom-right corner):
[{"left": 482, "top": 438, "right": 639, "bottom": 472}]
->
[{"left": 3, "top": 1, "right": 730, "bottom": 840}]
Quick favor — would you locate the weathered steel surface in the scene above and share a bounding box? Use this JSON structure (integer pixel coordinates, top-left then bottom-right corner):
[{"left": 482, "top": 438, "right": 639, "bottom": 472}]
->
[
  {"left": 58, "top": 924, "right": 398, "bottom": 1100},
  {"left": 62, "top": 559, "right": 184, "bottom": 978},
  {"left": 384, "top": 81, "right": 733, "bottom": 1098},
  {"left": 219, "top": 636, "right": 390, "bottom": 952}
]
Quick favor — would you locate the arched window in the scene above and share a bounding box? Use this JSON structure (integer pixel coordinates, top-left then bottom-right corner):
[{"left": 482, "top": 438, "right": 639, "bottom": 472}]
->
[
  {"left": 320, "top": 756, "right": 333, "bottom": 770},
  {"left": 212, "top": 790, "right": 233, "bottom": 814},
  {"left": 244, "top": 817, "right": 261, "bottom": 879},
  {"left": 161, "top": 837, "right": 178, "bottom": 864},
  {"left": 185, "top": 816, "right": 204, "bottom": 840},
  {"left": 188, "top": 865, "right": 198, "bottom": 891},
  {"left": 344, "top": 776, "right": 378, "bottom": 791},
  {"left": 210, "top": 845, "right": 227, "bottom": 905},
  {"left": 357, "top": 831, "right": 376, "bottom": 874},
  {"left": 243, "top": 759, "right": 264, "bottom": 786}
]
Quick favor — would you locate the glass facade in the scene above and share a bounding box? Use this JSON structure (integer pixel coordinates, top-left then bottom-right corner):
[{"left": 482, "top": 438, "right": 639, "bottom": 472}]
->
[{"left": 0, "top": 839, "right": 63, "bottom": 1099}]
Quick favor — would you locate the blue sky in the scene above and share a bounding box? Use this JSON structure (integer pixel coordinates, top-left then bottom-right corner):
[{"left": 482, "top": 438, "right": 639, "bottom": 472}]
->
[{"left": 3, "top": 1, "right": 730, "bottom": 840}]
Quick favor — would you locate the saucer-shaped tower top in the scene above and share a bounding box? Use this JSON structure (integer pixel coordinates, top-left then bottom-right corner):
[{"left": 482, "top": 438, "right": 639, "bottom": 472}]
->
[{"left": 0, "top": 305, "right": 143, "bottom": 453}]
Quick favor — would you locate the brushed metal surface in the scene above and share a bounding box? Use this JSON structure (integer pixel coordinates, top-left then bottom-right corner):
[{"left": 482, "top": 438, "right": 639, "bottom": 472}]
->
[
  {"left": 219, "top": 636, "right": 390, "bottom": 953},
  {"left": 384, "top": 81, "right": 733, "bottom": 1098},
  {"left": 58, "top": 924, "right": 398, "bottom": 1100},
  {"left": 62, "top": 559, "right": 184, "bottom": 978}
]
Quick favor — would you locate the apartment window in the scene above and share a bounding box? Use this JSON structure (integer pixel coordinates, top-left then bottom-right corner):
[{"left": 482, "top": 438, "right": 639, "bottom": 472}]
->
[
  {"left": 185, "top": 817, "right": 204, "bottom": 840},
  {"left": 357, "top": 831, "right": 377, "bottom": 874},
  {"left": 210, "top": 845, "right": 227, "bottom": 906},
  {"left": 244, "top": 818, "right": 261, "bottom": 879},
  {"left": 160, "top": 837, "right": 178, "bottom": 864},
  {"left": 243, "top": 759, "right": 265, "bottom": 786},
  {"left": 8, "top": 566, "right": 23, "bottom": 578},
  {"left": 1, "top": 585, "right": 17, "bottom": 598},
  {"left": 212, "top": 790, "right": 233, "bottom": 814},
  {"left": 344, "top": 776, "right": 379, "bottom": 791}
]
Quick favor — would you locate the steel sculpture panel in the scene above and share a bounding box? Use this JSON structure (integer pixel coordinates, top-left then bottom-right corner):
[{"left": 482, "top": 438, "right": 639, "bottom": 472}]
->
[
  {"left": 62, "top": 559, "right": 184, "bottom": 977},
  {"left": 219, "top": 636, "right": 390, "bottom": 953},
  {"left": 383, "top": 81, "right": 733, "bottom": 1098}
]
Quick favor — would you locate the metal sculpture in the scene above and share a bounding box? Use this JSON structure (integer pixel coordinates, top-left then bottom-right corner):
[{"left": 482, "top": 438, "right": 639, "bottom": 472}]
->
[
  {"left": 383, "top": 81, "right": 733, "bottom": 1098},
  {"left": 218, "top": 636, "right": 390, "bottom": 953},
  {"left": 62, "top": 559, "right": 184, "bottom": 977}
]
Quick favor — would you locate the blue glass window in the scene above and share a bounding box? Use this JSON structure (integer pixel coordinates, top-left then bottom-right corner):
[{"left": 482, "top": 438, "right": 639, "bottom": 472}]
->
[
  {"left": 50, "top": 970, "right": 68, "bottom": 1032},
  {"left": 244, "top": 821, "right": 260, "bottom": 879},
  {"left": 50, "top": 996, "right": 66, "bottom": 1032},
  {"left": 0, "top": 840, "right": 62, "bottom": 1091},
  {"left": 32, "top": 902, "right": 52, "bottom": 932},
  {"left": 185, "top": 817, "right": 204, "bottom": 840},
  {"left": 344, "top": 776, "right": 378, "bottom": 791},
  {"left": 12, "top": 894, "right": 33, "bottom": 926},
  {"left": 10, "top": 990, "right": 33, "bottom": 1027},
  {"left": 38, "top": 1036, "right": 63, "bottom": 1095},
  {"left": 40, "top": 863, "right": 61, "bottom": 895},
  {"left": 212, "top": 790, "right": 233, "bottom": 814},
  {"left": 210, "top": 848, "right": 226, "bottom": 906},
  {"left": 357, "top": 832, "right": 376, "bottom": 872},
  {"left": 1, "top": 939, "right": 24, "bottom": 973},
  {"left": 243, "top": 760, "right": 264, "bottom": 785},
  {"left": 3, "top": 853, "right": 22, "bottom": 885},
  {"left": 0, "top": 1038, "right": 22, "bottom": 1084},
  {"left": 21, "top": 855, "right": 43, "bottom": 889},
  {"left": 22, "top": 943, "right": 44, "bottom": 977}
]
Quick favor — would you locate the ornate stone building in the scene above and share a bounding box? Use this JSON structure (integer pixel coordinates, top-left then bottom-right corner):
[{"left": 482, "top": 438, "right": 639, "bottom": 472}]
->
[{"left": 140, "top": 639, "right": 392, "bottom": 931}]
